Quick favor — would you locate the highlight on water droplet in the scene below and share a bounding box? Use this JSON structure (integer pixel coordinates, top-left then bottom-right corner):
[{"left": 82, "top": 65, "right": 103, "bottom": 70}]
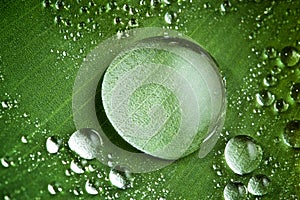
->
[
  {"left": 283, "top": 120, "right": 300, "bottom": 149},
  {"left": 223, "top": 181, "right": 247, "bottom": 200},
  {"left": 247, "top": 174, "right": 270, "bottom": 196},
  {"left": 224, "top": 135, "right": 263, "bottom": 175}
]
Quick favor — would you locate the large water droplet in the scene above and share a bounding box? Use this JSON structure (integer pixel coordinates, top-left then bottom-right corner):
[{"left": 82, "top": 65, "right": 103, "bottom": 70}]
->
[
  {"left": 223, "top": 182, "right": 247, "bottom": 200},
  {"left": 255, "top": 90, "right": 275, "bottom": 106},
  {"left": 46, "top": 136, "right": 61, "bottom": 154},
  {"left": 283, "top": 120, "right": 300, "bottom": 148},
  {"left": 68, "top": 128, "right": 103, "bottom": 160},
  {"left": 247, "top": 174, "right": 270, "bottom": 196},
  {"left": 280, "top": 46, "right": 300, "bottom": 67},
  {"left": 225, "top": 135, "right": 263, "bottom": 175},
  {"left": 109, "top": 166, "right": 133, "bottom": 189}
]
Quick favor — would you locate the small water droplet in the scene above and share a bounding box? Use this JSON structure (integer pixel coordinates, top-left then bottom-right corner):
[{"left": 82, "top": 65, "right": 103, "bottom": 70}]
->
[
  {"left": 223, "top": 182, "right": 247, "bottom": 200},
  {"left": 46, "top": 136, "right": 61, "bottom": 154},
  {"left": 255, "top": 90, "right": 275, "bottom": 106},
  {"left": 68, "top": 128, "right": 103, "bottom": 160},
  {"left": 283, "top": 120, "right": 300, "bottom": 148},
  {"left": 290, "top": 82, "right": 300, "bottom": 103},
  {"left": 263, "top": 74, "right": 278, "bottom": 87},
  {"left": 85, "top": 179, "right": 98, "bottom": 195},
  {"left": 47, "top": 182, "right": 63, "bottom": 195},
  {"left": 262, "top": 47, "right": 277, "bottom": 60},
  {"left": 220, "top": 0, "right": 232, "bottom": 15},
  {"left": 273, "top": 99, "right": 289, "bottom": 113},
  {"left": 247, "top": 174, "right": 270, "bottom": 196},
  {"left": 109, "top": 166, "right": 133, "bottom": 189},
  {"left": 1, "top": 157, "right": 10, "bottom": 168},
  {"left": 270, "top": 65, "right": 282, "bottom": 75},
  {"left": 164, "top": 11, "right": 177, "bottom": 24},
  {"left": 70, "top": 160, "right": 85, "bottom": 174},
  {"left": 21, "top": 136, "right": 28, "bottom": 144},
  {"left": 280, "top": 46, "right": 300, "bottom": 67},
  {"left": 224, "top": 135, "right": 263, "bottom": 175}
]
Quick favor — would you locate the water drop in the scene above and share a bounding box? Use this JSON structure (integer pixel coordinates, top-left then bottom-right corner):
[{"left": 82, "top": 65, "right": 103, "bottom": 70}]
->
[
  {"left": 70, "top": 160, "right": 85, "bottom": 174},
  {"left": 255, "top": 90, "right": 275, "bottom": 106},
  {"left": 68, "top": 128, "right": 103, "bottom": 160},
  {"left": 21, "top": 136, "right": 28, "bottom": 144},
  {"left": 273, "top": 99, "right": 289, "bottom": 113},
  {"left": 290, "top": 82, "right": 300, "bottom": 102},
  {"left": 262, "top": 47, "right": 277, "bottom": 60},
  {"left": 283, "top": 120, "right": 300, "bottom": 148},
  {"left": 109, "top": 166, "right": 133, "bottom": 189},
  {"left": 223, "top": 182, "right": 247, "bottom": 200},
  {"left": 1, "top": 157, "right": 10, "bottom": 168},
  {"left": 85, "top": 179, "right": 98, "bottom": 195},
  {"left": 280, "top": 46, "right": 300, "bottom": 67},
  {"left": 220, "top": 0, "right": 232, "bottom": 15},
  {"left": 46, "top": 136, "right": 61, "bottom": 154},
  {"left": 164, "top": 11, "right": 177, "bottom": 24},
  {"left": 47, "top": 182, "right": 62, "bottom": 195},
  {"left": 225, "top": 135, "right": 263, "bottom": 175},
  {"left": 55, "top": 0, "right": 65, "bottom": 10},
  {"left": 247, "top": 174, "right": 270, "bottom": 196},
  {"left": 263, "top": 74, "right": 278, "bottom": 87},
  {"left": 42, "top": 0, "right": 51, "bottom": 8}
]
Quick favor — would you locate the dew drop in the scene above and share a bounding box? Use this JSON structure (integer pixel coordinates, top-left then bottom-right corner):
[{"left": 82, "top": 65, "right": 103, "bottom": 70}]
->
[
  {"left": 290, "top": 82, "right": 300, "bottom": 103},
  {"left": 85, "top": 179, "right": 98, "bottom": 195},
  {"left": 280, "top": 46, "right": 300, "bottom": 67},
  {"left": 224, "top": 135, "right": 263, "bottom": 175},
  {"left": 46, "top": 136, "right": 61, "bottom": 154},
  {"left": 273, "top": 99, "right": 289, "bottom": 113},
  {"left": 68, "top": 128, "right": 103, "bottom": 160},
  {"left": 255, "top": 90, "right": 275, "bottom": 106},
  {"left": 220, "top": 0, "right": 232, "bottom": 15},
  {"left": 109, "top": 166, "right": 133, "bottom": 189},
  {"left": 21, "top": 136, "right": 28, "bottom": 144},
  {"left": 47, "top": 182, "right": 63, "bottom": 195},
  {"left": 223, "top": 182, "right": 247, "bottom": 200},
  {"left": 1, "top": 157, "right": 10, "bottom": 168},
  {"left": 164, "top": 11, "right": 177, "bottom": 24},
  {"left": 247, "top": 174, "right": 270, "bottom": 196},
  {"left": 283, "top": 120, "right": 300, "bottom": 148},
  {"left": 263, "top": 74, "right": 278, "bottom": 87},
  {"left": 262, "top": 47, "right": 277, "bottom": 60},
  {"left": 70, "top": 160, "right": 85, "bottom": 174}
]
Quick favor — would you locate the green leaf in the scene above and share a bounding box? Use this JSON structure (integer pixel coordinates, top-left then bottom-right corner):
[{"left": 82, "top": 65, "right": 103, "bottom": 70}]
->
[{"left": 1, "top": 0, "right": 299, "bottom": 199}]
